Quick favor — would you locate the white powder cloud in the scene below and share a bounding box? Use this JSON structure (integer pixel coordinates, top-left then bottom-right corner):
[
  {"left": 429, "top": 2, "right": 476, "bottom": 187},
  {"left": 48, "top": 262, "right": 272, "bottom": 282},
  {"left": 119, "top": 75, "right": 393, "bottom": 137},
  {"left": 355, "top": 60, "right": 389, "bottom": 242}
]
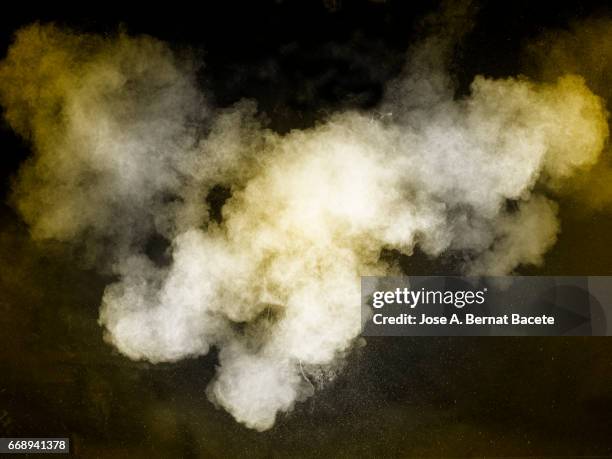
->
[{"left": 0, "top": 15, "right": 607, "bottom": 430}]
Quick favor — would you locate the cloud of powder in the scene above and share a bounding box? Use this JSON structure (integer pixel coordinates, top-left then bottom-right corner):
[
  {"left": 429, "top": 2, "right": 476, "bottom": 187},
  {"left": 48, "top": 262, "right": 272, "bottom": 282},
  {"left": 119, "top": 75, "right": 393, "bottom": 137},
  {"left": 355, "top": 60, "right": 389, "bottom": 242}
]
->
[
  {"left": 524, "top": 18, "right": 612, "bottom": 212},
  {"left": 0, "top": 16, "right": 608, "bottom": 431}
]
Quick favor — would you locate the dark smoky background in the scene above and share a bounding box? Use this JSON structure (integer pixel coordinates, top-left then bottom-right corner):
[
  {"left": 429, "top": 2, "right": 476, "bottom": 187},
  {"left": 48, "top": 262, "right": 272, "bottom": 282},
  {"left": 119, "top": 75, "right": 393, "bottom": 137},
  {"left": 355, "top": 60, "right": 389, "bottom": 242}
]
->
[{"left": 1, "top": 1, "right": 612, "bottom": 457}]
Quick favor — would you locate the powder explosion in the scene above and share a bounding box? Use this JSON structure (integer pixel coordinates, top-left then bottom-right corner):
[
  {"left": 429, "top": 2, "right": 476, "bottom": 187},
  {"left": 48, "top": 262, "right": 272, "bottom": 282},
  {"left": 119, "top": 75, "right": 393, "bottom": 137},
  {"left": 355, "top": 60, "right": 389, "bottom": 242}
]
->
[{"left": 0, "top": 10, "right": 609, "bottom": 430}]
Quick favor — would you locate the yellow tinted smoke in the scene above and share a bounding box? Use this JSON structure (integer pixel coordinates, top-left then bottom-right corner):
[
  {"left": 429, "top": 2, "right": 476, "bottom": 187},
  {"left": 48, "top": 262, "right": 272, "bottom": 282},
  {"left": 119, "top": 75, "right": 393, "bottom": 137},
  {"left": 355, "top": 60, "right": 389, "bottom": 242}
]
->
[
  {"left": 525, "top": 18, "right": 612, "bottom": 210},
  {"left": 0, "top": 22, "right": 609, "bottom": 430}
]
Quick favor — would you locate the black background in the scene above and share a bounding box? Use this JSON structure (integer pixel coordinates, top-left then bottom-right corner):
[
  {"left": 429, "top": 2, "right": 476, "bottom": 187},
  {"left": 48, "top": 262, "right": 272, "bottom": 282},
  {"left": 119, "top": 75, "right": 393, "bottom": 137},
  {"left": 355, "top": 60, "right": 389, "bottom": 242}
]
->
[{"left": 2, "top": 1, "right": 612, "bottom": 457}]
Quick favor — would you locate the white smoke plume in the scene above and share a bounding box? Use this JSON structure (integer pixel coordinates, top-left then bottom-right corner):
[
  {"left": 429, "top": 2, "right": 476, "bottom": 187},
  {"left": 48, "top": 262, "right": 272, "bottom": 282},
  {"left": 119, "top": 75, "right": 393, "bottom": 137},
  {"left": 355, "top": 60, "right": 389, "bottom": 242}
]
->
[{"left": 0, "top": 14, "right": 607, "bottom": 430}]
